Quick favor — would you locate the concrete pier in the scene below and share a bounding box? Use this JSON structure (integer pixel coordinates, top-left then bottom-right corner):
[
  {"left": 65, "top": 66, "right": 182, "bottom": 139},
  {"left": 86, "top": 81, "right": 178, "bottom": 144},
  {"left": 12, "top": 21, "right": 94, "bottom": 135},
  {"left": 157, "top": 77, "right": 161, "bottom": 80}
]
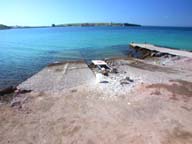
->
[{"left": 130, "top": 43, "right": 192, "bottom": 58}]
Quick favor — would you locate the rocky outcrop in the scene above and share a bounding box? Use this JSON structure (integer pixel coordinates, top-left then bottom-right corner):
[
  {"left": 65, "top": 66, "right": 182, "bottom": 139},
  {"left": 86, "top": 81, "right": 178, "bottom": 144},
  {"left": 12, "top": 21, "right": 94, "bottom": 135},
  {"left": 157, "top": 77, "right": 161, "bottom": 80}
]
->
[{"left": 0, "top": 86, "right": 16, "bottom": 96}]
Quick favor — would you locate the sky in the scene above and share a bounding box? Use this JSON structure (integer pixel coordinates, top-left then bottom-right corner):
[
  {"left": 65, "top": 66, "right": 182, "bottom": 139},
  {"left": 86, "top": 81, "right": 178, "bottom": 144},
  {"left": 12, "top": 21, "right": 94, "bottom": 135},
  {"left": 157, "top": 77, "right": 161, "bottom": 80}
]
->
[{"left": 0, "top": 0, "right": 192, "bottom": 27}]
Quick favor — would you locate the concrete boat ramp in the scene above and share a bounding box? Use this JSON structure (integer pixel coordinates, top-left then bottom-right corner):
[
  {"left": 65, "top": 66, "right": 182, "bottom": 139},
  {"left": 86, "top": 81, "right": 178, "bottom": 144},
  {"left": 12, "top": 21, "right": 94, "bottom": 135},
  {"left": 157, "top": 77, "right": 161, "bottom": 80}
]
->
[
  {"left": 130, "top": 43, "right": 192, "bottom": 58},
  {"left": 1, "top": 50, "right": 192, "bottom": 144},
  {"left": 18, "top": 44, "right": 192, "bottom": 92},
  {"left": 17, "top": 61, "right": 95, "bottom": 92}
]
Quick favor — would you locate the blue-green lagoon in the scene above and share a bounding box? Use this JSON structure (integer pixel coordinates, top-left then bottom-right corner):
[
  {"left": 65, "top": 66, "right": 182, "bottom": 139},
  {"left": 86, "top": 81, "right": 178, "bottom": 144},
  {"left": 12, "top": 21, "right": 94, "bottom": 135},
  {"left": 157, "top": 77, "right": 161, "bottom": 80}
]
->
[{"left": 0, "top": 26, "right": 192, "bottom": 89}]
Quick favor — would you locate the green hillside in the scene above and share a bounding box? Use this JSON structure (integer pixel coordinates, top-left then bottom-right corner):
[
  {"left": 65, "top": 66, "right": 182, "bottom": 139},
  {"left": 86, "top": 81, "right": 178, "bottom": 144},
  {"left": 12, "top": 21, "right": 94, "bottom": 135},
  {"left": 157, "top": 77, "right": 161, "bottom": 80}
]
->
[
  {"left": 0, "top": 24, "right": 11, "bottom": 30},
  {"left": 55, "top": 22, "right": 141, "bottom": 27}
]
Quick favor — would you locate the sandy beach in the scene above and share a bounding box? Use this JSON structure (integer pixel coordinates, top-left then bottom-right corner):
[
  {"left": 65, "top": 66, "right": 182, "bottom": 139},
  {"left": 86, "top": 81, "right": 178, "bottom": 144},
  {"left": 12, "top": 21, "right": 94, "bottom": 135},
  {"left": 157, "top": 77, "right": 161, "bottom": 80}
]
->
[{"left": 0, "top": 45, "right": 192, "bottom": 144}]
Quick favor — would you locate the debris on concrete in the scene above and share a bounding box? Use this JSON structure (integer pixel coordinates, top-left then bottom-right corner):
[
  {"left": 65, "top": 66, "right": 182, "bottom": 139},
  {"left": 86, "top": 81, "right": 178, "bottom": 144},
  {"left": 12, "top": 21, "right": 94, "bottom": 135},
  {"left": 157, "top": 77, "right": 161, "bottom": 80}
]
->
[{"left": 120, "top": 77, "right": 134, "bottom": 85}]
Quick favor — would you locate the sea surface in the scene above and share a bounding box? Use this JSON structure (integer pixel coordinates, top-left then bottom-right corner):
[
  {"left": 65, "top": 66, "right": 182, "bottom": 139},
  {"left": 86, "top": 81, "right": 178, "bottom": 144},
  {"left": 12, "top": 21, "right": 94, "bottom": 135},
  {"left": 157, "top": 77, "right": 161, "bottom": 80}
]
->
[{"left": 0, "top": 26, "right": 192, "bottom": 89}]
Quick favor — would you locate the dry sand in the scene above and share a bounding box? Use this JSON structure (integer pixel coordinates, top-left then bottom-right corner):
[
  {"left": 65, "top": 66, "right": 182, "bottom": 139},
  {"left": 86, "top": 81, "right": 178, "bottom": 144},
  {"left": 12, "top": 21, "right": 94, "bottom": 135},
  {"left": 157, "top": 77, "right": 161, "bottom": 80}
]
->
[{"left": 0, "top": 57, "right": 192, "bottom": 144}]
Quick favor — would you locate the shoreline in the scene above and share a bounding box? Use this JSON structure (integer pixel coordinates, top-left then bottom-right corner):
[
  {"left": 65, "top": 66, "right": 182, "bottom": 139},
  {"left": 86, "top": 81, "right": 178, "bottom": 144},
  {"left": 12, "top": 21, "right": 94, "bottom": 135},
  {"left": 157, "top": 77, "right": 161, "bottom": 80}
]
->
[
  {"left": 1, "top": 43, "right": 192, "bottom": 95},
  {"left": 130, "top": 43, "right": 192, "bottom": 58},
  {"left": 1, "top": 43, "right": 192, "bottom": 143}
]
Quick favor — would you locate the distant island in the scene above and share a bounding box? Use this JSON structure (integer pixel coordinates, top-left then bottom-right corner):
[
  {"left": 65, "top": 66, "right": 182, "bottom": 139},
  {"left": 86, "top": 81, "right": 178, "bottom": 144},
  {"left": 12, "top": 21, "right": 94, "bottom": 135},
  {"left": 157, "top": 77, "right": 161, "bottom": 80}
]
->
[
  {"left": 53, "top": 22, "right": 141, "bottom": 27},
  {"left": 0, "top": 22, "right": 141, "bottom": 30},
  {"left": 0, "top": 24, "right": 11, "bottom": 30}
]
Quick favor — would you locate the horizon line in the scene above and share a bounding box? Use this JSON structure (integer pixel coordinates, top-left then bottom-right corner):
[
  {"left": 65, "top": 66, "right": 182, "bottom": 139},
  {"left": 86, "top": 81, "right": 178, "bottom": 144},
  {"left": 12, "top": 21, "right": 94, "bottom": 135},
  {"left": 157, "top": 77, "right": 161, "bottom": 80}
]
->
[{"left": 1, "top": 22, "right": 192, "bottom": 28}]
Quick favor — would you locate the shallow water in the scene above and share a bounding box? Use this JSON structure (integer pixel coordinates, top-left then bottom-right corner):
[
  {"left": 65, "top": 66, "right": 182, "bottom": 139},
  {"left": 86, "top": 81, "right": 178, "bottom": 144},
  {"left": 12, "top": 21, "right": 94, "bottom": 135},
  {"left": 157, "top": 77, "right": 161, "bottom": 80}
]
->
[{"left": 0, "top": 26, "right": 192, "bottom": 89}]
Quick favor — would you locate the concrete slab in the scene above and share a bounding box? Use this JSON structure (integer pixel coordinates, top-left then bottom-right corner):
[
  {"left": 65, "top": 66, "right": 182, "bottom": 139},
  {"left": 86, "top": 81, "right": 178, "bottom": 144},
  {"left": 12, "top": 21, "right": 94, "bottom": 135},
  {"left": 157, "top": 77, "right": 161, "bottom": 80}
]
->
[
  {"left": 17, "top": 61, "right": 95, "bottom": 92},
  {"left": 130, "top": 43, "right": 192, "bottom": 58},
  {"left": 1, "top": 58, "right": 192, "bottom": 144}
]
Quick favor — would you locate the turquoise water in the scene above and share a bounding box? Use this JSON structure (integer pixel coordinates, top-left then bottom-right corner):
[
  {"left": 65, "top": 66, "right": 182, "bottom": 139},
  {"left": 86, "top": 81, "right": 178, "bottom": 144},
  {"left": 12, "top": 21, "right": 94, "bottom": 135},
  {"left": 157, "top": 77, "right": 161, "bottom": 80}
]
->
[{"left": 0, "top": 26, "right": 192, "bottom": 89}]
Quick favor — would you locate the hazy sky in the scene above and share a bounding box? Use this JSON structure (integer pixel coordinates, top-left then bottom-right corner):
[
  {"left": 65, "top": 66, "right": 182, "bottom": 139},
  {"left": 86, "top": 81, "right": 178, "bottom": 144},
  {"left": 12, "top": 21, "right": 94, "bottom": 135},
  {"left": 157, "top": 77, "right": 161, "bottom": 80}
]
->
[{"left": 0, "top": 0, "right": 192, "bottom": 26}]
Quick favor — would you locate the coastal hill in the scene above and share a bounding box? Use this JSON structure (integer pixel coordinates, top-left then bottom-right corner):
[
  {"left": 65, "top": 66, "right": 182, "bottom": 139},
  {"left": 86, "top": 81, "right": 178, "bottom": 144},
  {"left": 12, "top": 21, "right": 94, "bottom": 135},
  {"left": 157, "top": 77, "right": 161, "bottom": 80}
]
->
[
  {"left": 0, "top": 22, "right": 141, "bottom": 30},
  {"left": 0, "top": 24, "right": 11, "bottom": 30},
  {"left": 54, "top": 22, "right": 141, "bottom": 27}
]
